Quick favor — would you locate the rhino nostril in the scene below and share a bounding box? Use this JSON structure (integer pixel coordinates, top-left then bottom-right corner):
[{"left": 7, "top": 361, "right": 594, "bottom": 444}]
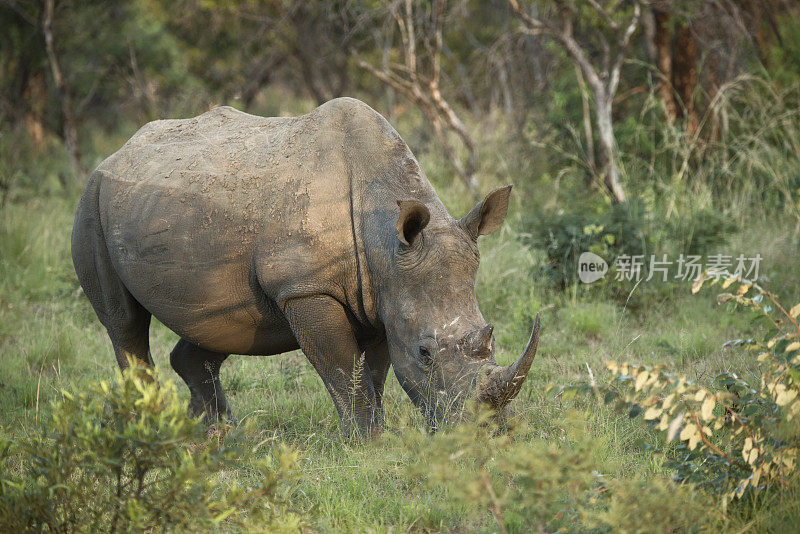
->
[{"left": 419, "top": 346, "right": 433, "bottom": 366}]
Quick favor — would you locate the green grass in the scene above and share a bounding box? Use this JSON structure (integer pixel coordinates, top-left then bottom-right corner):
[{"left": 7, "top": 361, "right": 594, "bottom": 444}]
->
[
  {"left": 2, "top": 186, "right": 794, "bottom": 531},
  {"left": 3, "top": 96, "right": 800, "bottom": 529}
]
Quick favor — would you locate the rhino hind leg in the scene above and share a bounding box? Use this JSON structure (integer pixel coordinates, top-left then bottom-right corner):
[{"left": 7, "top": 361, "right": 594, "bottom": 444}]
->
[
  {"left": 169, "top": 339, "right": 231, "bottom": 420},
  {"left": 283, "top": 295, "right": 383, "bottom": 437},
  {"left": 103, "top": 293, "right": 152, "bottom": 371},
  {"left": 71, "top": 173, "right": 153, "bottom": 371}
]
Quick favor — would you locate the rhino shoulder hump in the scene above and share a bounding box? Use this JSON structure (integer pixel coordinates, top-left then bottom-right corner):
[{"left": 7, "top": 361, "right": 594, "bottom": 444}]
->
[
  {"left": 316, "top": 98, "right": 386, "bottom": 127},
  {"left": 319, "top": 96, "right": 374, "bottom": 113},
  {"left": 315, "top": 98, "right": 405, "bottom": 150},
  {"left": 197, "top": 105, "right": 256, "bottom": 121}
]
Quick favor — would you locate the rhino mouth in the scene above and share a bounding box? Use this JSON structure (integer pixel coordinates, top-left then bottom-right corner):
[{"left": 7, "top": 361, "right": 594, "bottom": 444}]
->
[{"left": 411, "top": 313, "right": 541, "bottom": 427}]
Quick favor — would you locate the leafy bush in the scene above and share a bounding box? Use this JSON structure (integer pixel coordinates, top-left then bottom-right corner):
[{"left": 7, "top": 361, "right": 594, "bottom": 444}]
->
[
  {"left": 410, "top": 410, "right": 598, "bottom": 531},
  {"left": 0, "top": 366, "right": 302, "bottom": 533},
  {"left": 555, "top": 272, "right": 800, "bottom": 511},
  {"left": 582, "top": 474, "right": 721, "bottom": 533},
  {"left": 525, "top": 198, "right": 652, "bottom": 290},
  {"left": 399, "top": 408, "right": 723, "bottom": 532},
  {"left": 665, "top": 207, "right": 736, "bottom": 257},
  {"left": 524, "top": 197, "right": 735, "bottom": 301}
]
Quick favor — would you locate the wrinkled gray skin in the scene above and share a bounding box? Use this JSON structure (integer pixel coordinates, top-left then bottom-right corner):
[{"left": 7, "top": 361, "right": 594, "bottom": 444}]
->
[{"left": 71, "top": 97, "right": 540, "bottom": 435}]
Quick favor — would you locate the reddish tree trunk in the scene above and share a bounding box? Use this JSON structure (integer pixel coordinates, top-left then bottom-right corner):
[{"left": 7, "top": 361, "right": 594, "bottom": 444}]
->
[
  {"left": 23, "top": 75, "right": 47, "bottom": 148},
  {"left": 43, "top": 0, "right": 85, "bottom": 179},
  {"left": 654, "top": 9, "right": 676, "bottom": 122},
  {"left": 673, "top": 24, "right": 699, "bottom": 134}
]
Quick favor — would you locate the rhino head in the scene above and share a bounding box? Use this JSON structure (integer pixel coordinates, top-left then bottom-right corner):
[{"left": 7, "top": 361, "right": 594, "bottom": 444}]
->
[{"left": 379, "top": 185, "right": 540, "bottom": 427}]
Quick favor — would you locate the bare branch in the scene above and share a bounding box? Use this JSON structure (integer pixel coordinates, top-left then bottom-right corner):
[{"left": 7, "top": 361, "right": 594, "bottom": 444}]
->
[
  {"left": 556, "top": 34, "right": 603, "bottom": 95},
  {"left": 354, "top": 1, "right": 479, "bottom": 191},
  {"left": 353, "top": 53, "right": 419, "bottom": 101},
  {"left": 403, "top": 0, "right": 417, "bottom": 79},
  {"left": 510, "top": 0, "right": 603, "bottom": 93},
  {"left": 574, "top": 64, "right": 596, "bottom": 174},
  {"left": 430, "top": 0, "right": 446, "bottom": 92},
  {"left": 507, "top": 0, "right": 547, "bottom": 32},
  {"left": 608, "top": 1, "right": 641, "bottom": 97},
  {"left": 2, "top": 0, "right": 38, "bottom": 26},
  {"left": 507, "top": 0, "right": 638, "bottom": 203},
  {"left": 587, "top": 0, "right": 619, "bottom": 30}
]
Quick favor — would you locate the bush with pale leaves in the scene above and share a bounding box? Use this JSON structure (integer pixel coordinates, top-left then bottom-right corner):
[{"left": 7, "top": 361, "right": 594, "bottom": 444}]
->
[
  {"left": 0, "top": 366, "right": 302, "bottom": 532},
  {"left": 555, "top": 272, "right": 800, "bottom": 505}
]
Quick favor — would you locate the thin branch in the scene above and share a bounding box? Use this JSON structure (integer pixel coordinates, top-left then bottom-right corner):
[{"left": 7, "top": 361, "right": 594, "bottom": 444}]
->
[
  {"left": 507, "top": 0, "right": 546, "bottom": 32},
  {"left": 43, "top": 0, "right": 85, "bottom": 178},
  {"left": 353, "top": 53, "right": 420, "bottom": 103},
  {"left": 574, "top": 63, "right": 597, "bottom": 174},
  {"left": 512, "top": 0, "right": 599, "bottom": 91},
  {"left": 688, "top": 411, "right": 750, "bottom": 472},
  {"left": 402, "top": 0, "right": 417, "bottom": 80},
  {"left": 430, "top": 0, "right": 446, "bottom": 92},
  {"left": 354, "top": 0, "right": 478, "bottom": 190},
  {"left": 2, "top": 0, "right": 38, "bottom": 26},
  {"left": 587, "top": 0, "right": 619, "bottom": 30},
  {"left": 481, "top": 472, "right": 508, "bottom": 534},
  {"left": 608, "top": 1, "right": 642, "bottom": 97}
]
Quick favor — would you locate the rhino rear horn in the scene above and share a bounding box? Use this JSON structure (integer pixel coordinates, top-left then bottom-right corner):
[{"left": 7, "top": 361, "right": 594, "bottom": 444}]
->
[{"left": 465, "top": 324, "right": 494, "bottom": 358}]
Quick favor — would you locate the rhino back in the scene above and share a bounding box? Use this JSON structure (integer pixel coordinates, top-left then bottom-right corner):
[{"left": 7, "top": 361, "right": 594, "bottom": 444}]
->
[{"left": 93, "top": 103, "right": 361, "bottom": 354}]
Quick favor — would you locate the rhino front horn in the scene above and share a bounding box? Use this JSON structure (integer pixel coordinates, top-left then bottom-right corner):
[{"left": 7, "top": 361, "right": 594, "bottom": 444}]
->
[{"left": 478, "top": 313, "right": 541, "bottom": 408}]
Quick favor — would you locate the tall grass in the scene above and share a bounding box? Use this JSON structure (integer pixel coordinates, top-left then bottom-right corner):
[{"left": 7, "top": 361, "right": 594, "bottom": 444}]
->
[{"left": 623, "top": 76, "right": 800, "bottom": 225}]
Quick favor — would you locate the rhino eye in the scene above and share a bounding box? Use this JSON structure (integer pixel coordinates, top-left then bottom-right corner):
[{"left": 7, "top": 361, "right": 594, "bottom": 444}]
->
[{"left": 418, "top": 346, "right": 434, "bottom": 366}]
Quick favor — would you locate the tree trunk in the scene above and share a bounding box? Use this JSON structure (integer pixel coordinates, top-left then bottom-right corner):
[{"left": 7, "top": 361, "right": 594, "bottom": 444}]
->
[
  {"left": 43, "top": 0, "right": 85, "bottom": 180},
  {"left": 641, "top": 7, "right": 657, "bottom": 65},
  {"left": 654, "top": 9, "right": 677, "bottom": 122},
  {"left": 673, "top": 23, "right": 699, "bottom": 134},
  {"left": 595, "top": 96, "right": 626, "bottom": 204},
  {"left": 574, "top": 64, "right": 596, "bottom": 180},
  {"left": 23, "top": 75, "right": 47, "bottom": 148}
]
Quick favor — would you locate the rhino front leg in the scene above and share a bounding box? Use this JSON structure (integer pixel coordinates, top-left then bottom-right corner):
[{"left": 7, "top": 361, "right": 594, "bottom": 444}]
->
[
  {"left": 283, "top": 295, "right": 382, "bottom": 437},
  {"left": 362, "top": 338, "right": 390, "bottom": 428},
  {"left": 170, "top": 339, "right": 231, "bottom": 420}
]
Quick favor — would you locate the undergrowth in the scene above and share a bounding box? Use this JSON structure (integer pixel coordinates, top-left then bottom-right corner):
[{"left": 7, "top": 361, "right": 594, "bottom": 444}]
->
[{"left": 0, "top": 366, "right": 302, "bottom": 533}]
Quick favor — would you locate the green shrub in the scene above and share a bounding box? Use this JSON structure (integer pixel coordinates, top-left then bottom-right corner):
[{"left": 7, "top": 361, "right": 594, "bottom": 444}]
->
[
  {"left": 582, "top": 475, "right": 722, "bottom": 533},
  {"left": 524, "top": 198, "right": 652, "bottom": 291},
  {"left": 399, "top": 408, "right": 722, "bottom": 532},
  {"left": 665, "top": 207, "right": 736, "bottom": 258},
  {"left": 524, "top": 198, "right": 735, "bottom": 307},
  {"left": 0, "top": 366, "right": 302, "bottom": 533},
  {"left": 411, "top": 410, "right": 598, "bottom": 531},
  {"left": 555, "top": 272, "right": 800, "bottom": 514}
]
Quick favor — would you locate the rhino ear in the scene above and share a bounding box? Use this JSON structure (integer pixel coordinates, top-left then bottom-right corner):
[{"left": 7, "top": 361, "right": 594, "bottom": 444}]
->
[
  {"left": 396, "top": 200, "right": 430, "bottom": 246},
  {"left": 460, "top": 185, "right": 512, "bottom": 238}
]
